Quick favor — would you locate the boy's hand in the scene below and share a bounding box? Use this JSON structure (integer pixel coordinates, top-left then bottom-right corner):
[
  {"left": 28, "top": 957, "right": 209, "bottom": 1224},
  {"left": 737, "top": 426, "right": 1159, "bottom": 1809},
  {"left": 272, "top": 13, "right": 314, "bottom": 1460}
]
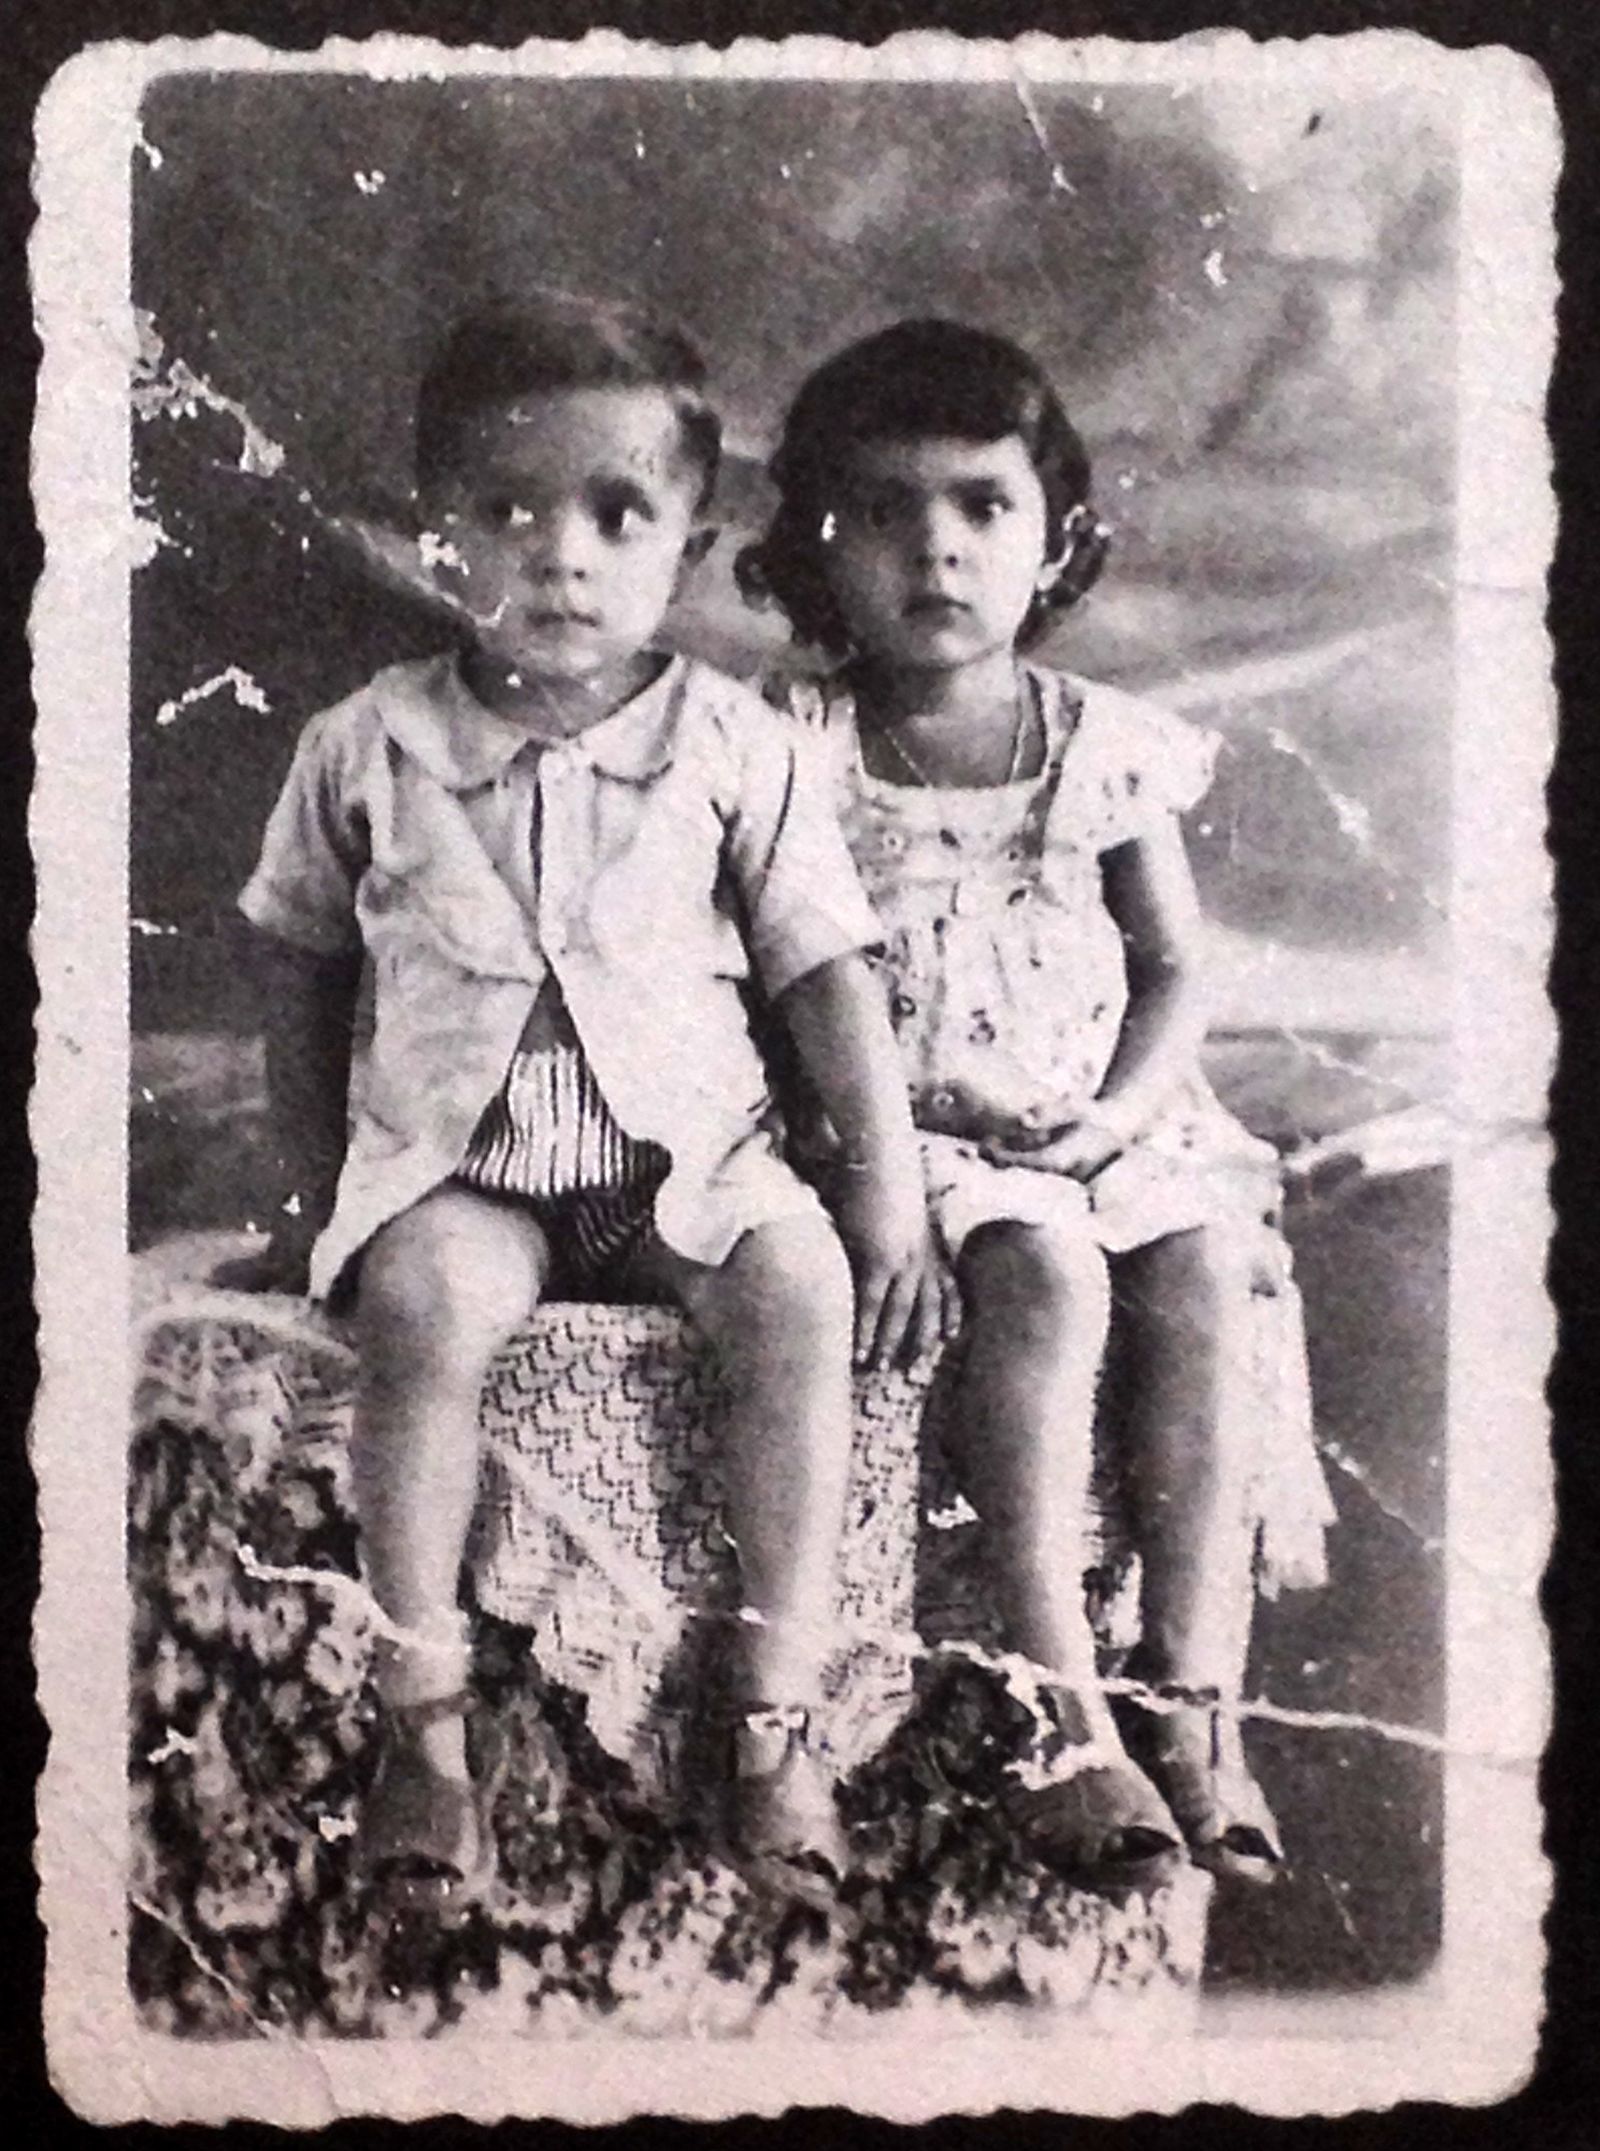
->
[{"left": 829, "top": 1162, "right": 958, "bottom": 1370}]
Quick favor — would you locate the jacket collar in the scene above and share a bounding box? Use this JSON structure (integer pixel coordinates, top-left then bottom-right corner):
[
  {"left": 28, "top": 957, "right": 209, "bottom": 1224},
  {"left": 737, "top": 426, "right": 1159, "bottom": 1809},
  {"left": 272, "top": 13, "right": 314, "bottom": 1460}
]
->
[{"left": 371, "top": 651, "right": 688, "bottom": 792}]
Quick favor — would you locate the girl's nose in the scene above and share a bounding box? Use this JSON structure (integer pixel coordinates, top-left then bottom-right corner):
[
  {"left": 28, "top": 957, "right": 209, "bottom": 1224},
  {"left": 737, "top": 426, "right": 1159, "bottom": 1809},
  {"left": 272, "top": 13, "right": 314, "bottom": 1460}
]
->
[{"left": 913, "top": 503, "right": 964, "bottom": 568}]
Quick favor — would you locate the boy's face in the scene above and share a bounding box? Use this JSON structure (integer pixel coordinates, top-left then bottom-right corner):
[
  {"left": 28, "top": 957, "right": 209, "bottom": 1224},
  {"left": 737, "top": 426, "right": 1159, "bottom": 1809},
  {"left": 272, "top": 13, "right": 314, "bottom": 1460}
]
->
[
  {"left": 821, "top": 433, "right": 1054, "bottom": 674},
  {"left": 425, "top": 386, "right": 705, "bottom": 694}
]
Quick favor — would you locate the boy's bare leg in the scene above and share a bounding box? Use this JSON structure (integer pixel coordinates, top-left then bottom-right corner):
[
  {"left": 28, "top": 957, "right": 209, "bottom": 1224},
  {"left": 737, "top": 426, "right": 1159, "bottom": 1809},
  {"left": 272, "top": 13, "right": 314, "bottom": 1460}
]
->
[
  {"left": 353, "top": 1184, "right": 551, "bottom": 1783},
  {"left": 648, "top": 1212, "right": 857, "bottom": 1715},
  {"left": 945, "top": 1221, "right": 1112, "bottom": 1712}
]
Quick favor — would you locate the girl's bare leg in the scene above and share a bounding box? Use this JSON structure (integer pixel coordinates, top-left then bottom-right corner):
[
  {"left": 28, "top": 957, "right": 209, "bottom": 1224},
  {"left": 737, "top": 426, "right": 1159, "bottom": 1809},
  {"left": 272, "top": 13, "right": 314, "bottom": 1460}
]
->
[
  {"left": 1112, "top": 1225, "right": 1281, "bottom": 1875},
  {"left": 353, "top": 1184, "right": 551, "bottom": 1785},
  {"left": 943, "top": 1220, "right": 1181, "bottom": 1879},
  {"left": 945, "top": 1221, "right": 1112, "bottom": 1702},
  {"left": 1112, "top": 1226, "right": 1257, "bottom": 1697}
]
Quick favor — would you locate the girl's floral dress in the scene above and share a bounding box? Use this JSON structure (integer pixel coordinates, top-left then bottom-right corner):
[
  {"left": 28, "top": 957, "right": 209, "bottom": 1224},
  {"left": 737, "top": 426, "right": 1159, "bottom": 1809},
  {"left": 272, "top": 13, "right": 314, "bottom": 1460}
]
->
[{"left": 781, "top": 664, "right": 1334, "bottom": 1590}]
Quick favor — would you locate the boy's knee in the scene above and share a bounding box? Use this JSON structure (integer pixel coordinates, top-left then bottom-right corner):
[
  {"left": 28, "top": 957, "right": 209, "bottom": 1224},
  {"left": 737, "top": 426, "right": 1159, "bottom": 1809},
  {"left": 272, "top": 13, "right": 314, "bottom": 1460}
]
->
[
  {"left": 359, "top": 1195, "right": 539, "bottom": 1370},
  {"left": 717, "top": 1211, "right": 854, "bottom": 1341}
]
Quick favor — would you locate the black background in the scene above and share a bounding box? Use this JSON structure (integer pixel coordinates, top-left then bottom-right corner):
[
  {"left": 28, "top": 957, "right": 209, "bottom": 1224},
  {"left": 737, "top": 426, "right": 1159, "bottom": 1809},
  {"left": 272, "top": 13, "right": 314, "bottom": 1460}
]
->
[{"left": 5, "top": 1, "right": 1598, "bottom": 2146}]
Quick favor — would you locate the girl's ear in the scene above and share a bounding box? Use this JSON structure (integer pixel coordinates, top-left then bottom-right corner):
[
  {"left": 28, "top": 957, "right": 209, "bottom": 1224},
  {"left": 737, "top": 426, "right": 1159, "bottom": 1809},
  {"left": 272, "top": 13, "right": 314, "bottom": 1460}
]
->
[{"left": 1046, "top": 505, "right": 1112, "bottom": 608}]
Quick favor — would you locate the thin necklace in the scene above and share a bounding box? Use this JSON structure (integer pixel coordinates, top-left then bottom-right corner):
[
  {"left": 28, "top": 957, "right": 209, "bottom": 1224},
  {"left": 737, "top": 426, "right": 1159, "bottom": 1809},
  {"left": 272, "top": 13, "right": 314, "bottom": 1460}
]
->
[{"left": 877, "top": 673, "right": 1034, "bottom": 788}]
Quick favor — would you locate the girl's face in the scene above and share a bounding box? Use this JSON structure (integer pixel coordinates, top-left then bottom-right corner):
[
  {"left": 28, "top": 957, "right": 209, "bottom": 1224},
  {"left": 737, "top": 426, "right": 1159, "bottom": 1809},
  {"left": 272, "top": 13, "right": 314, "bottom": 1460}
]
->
[{"left": 820, "top": 432, "right": 1055, "bottom": 675}]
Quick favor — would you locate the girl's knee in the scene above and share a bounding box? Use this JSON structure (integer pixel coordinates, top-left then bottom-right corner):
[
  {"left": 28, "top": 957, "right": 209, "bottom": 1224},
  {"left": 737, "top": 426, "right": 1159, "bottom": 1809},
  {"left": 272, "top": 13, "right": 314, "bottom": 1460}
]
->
[
  {"left": 1129, "top": 1227, "right": 1250, "bottom": 1333},
  {"left": 967, "top": 1219, "right": 1109, "bottom": 1309},
  {"left": 963, "top": 1221, "right": 1111, "bottom": 1343}
]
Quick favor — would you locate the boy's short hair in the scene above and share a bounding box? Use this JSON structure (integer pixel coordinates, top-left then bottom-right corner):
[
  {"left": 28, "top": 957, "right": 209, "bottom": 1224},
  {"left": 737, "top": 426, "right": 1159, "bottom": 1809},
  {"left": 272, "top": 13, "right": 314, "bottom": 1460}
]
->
[{"left": 415, "top": 293, "right": 722, "bottom": 511}]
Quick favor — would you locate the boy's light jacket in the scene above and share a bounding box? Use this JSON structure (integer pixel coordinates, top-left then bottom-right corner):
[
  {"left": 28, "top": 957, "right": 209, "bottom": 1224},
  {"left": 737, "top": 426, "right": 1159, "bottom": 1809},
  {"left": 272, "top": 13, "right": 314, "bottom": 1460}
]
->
[{"left": 240, "top": 652, "right": 878, "bottom": 1297}]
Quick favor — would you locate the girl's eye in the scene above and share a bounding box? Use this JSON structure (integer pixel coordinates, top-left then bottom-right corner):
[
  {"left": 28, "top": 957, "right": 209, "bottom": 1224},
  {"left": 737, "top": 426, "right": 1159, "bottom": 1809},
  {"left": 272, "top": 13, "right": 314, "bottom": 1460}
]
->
[
  {"left": 962, "top": 491, "right": 1012, "bottom": 527},
  {"left": 485, "top": 498, "right": 535, "bottom": 532}
]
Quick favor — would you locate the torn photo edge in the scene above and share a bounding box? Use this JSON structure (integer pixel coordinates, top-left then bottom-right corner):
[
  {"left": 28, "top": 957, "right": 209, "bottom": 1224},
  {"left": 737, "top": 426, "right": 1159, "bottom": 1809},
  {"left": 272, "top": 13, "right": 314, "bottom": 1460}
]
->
[{"left": 28, "top": 27, "right": 1556, "bottom": 2126}]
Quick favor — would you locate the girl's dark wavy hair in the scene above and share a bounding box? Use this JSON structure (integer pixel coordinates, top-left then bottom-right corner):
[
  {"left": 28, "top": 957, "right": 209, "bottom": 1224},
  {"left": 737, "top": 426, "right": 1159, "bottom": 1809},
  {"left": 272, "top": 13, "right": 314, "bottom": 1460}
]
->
[
  {"left": 415, "top": 292, "right": 721, "bottom": 512},
  {"left": 736, "top": 318, "right": 1110, "bottom": 655}
]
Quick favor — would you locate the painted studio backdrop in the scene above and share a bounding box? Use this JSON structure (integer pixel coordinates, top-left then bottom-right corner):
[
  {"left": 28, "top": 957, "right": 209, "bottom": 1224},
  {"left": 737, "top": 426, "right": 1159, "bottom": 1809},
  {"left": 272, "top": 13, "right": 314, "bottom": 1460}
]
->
[{"left": 130, "top": 73, "right": 1455, "bottom": 1997}]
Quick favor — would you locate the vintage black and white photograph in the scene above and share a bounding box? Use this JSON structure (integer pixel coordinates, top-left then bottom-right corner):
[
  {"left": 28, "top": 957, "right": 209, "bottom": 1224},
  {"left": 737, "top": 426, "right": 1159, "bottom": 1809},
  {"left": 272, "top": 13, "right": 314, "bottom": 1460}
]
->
[{"left": 30, "top": 31, "right": 1553, "bottom": 2124}]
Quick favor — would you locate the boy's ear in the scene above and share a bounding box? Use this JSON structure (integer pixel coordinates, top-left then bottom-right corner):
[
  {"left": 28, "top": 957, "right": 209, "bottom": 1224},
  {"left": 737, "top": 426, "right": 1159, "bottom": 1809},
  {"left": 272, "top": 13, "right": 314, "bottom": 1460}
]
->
[{"left": 681, "top": 523, "right": 719, "bottom": 570}]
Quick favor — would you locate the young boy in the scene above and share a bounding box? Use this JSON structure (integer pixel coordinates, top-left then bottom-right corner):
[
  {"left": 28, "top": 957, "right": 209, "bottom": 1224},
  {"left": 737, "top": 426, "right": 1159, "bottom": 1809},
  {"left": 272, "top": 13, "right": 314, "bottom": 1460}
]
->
[{"left": 227, "top": 296, "right": 936, "bottom": 1896}]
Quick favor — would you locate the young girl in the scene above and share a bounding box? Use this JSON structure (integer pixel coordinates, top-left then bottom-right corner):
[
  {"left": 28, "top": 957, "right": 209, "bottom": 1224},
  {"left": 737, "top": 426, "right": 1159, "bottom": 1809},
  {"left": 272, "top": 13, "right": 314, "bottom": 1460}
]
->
[{"left": 740, "top": 319, "right": 1332, "bottom": 1888}]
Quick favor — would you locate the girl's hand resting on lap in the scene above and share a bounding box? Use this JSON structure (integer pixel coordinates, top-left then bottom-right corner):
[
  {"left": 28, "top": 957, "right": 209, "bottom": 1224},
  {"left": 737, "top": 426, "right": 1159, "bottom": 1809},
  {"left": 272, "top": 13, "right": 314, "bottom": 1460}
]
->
[{"left": 981, "top": 1119, "right": 1124, "bottom": 1183}]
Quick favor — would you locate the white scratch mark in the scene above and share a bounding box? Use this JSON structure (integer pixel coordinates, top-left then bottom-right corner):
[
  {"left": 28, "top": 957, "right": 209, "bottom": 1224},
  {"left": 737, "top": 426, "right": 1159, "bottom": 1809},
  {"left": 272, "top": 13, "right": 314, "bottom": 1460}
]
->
[
  {"left": 146, "top": 1727, "right": 197, "bottom": 1765},
  {"left": 316, "top": 1811, "right": 358, "bottom": 1843},
  {"left": 131, "top": 918, "right": 180, "bottom": 938},
  {"left": 417, "top": 527, "right": 465, "bottom": 573},
  {"left": 135, "top": 124, "right": 164, "bottom": 170},
  {"left": 353, "top": 168, "right": 385, "bottom": 195},
  {"left": 128, "top": 1892, "right": 282, "bottom": 2035},
  {"left": 154, "top": 666, "right": 270, "bottom": 729},
  {"left": 1013, "top": 80, "right": 1076, "bottom": 195},
  {"left": 1203, "top": 248, "right": 1228, "bottom": 289},
  {"left": 133, "top": 312, "right": 286, "bottom": 478},
  {"left": 1200, "top": 209, "right": 1227, "bottom": 230}
]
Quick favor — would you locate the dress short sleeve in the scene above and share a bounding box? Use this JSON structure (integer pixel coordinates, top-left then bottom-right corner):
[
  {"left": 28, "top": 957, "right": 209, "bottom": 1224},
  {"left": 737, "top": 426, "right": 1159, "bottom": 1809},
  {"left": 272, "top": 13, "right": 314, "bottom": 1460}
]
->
[
  {"left": 1047, "top": 677, "right": 1220, "bottom": 856},
  {"left": 237, "top": 702, "right": 369, "bottom": 956}
]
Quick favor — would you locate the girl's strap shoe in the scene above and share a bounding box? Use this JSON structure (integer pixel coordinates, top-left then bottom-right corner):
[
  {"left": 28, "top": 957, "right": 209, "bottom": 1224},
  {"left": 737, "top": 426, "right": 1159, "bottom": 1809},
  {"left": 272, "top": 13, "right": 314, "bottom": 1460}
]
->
[
  {"left": 1114, "top": 1670, "right": 1285, "bottom": 1886},
  {"left": 1000, "top": 1683, "right": 1184, "bottom": 1896}
]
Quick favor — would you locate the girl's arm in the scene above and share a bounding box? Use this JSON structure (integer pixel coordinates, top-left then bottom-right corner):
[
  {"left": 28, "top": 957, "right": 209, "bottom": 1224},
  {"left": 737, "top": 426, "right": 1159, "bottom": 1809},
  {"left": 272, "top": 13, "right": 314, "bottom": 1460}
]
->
[
  {"left": 982, "top": 817, "right": 1208, "bottom": 1179},
  {"left": 1092, "top": 815, "right": 1211, "bottom": 1138},
  {"left": 777, "top": 951, "right": 954, "bottom": 1367},
  {"left": 212, "top": 929, "right": 361, "bottom": 1294}
]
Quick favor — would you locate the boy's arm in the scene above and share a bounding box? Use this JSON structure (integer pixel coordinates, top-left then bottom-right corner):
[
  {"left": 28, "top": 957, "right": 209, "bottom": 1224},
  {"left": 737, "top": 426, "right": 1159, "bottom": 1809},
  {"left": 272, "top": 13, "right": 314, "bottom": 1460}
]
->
[
  {"left": 776, "top": 952, "right": 955, "bottom": 1368},
  {"left": 212, "top": 929, "right": 361, "bottom": 1295}
]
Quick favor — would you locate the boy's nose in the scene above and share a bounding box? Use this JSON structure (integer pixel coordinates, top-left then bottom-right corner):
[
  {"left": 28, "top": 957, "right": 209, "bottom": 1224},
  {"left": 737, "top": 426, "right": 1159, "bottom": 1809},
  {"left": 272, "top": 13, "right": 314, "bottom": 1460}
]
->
[{"left": 524, "top": 505, "right": 595, "bottom": 579}]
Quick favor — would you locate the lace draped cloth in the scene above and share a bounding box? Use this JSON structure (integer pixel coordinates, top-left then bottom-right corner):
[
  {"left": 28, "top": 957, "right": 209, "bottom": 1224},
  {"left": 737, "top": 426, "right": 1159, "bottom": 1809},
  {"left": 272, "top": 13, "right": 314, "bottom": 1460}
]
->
[{"left": 127, "top": 1272, "right": 1279, "bottom": 2036}]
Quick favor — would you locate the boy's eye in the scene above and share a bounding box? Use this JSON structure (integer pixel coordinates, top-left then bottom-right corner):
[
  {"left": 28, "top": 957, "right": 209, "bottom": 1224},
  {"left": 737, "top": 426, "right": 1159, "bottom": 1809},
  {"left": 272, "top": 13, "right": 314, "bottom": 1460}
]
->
[
  {"left": 484, "top": 497, "right": 536, "bottom": 532},
  {"left": 594, "top": 490, "right": 654, "bottom": 540}
]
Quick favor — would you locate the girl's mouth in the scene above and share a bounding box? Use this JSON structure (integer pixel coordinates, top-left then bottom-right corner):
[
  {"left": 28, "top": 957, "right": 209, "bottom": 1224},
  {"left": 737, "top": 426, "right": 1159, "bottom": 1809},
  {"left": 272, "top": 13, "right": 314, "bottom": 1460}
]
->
[{"left": 904, "top": 594, "right": 971, "bottom": 619}]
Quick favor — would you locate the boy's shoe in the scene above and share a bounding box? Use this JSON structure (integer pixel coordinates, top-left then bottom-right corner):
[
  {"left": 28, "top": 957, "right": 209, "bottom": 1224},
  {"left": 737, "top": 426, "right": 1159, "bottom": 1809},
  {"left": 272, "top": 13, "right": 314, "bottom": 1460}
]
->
[
  {"left": 358, "top": 1691, "right": 504, "bottom": 1914},
  {"left": 721, "top": 1703, "right": 847, "bottom": 1900},
  {"left": 999, "top": 1682, "right": 1184, "bottom": 1895},
  {"left": 1113, "top": 1665, "right": 1285, "bottom": 1886}
]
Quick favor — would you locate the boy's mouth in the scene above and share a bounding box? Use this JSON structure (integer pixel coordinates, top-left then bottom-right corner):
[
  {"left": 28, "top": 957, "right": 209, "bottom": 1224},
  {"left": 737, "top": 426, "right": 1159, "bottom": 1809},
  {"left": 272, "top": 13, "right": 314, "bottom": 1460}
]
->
[
  {"left": 522, "top": 604, "right": 603, "bottom": 631},
  {"left": 904, "top": 593, "right": 972, "bottom": 619}
]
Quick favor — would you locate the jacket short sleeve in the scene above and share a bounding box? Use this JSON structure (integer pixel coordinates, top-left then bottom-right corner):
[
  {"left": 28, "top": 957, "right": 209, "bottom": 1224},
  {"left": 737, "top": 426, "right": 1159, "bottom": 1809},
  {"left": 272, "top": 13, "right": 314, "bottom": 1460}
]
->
[
  {"left": 237, "top": 701, "right": 370, "bottom": 955},
  {"left": 718, "top": 689, "right": 881, "bottom": 1000}
]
